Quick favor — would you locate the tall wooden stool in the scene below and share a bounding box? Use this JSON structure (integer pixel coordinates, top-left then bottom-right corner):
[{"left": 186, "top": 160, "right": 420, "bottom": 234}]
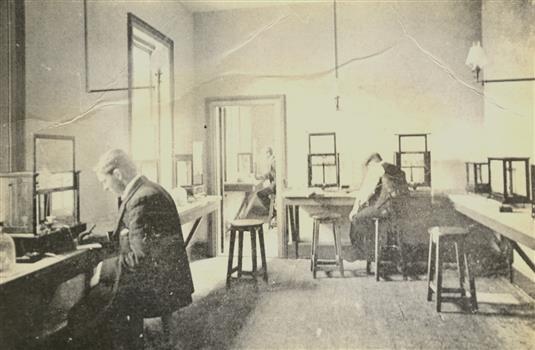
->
[
  {"left": 226, "top": 219, "right": 268, "bottom": 288},
  {"left": 427, "top": 226, "right": 478, "bottom": 312},
  {"left": 311, "top": 213, "right": 344, "bottom": 278},
  {"left": 372, "top": 216, "right": 407, "bottom": 281}
]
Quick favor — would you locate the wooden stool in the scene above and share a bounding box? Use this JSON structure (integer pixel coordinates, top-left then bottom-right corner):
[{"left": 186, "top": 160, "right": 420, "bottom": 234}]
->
[
  {"left": 427, "top": 226, "right": 478, "bottom": 312},
  {"left": 311, "top": 213, "right": 344, "bottom": 278},
  {"left": 372, "top": 216, "right": 407, "bottom": 281},
  {"left": 226, "top": 219, "right": 268, "bottom": 288}
]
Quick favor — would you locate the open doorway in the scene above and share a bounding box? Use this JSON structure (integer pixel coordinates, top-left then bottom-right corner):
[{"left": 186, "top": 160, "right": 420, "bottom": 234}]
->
[
  {"left": 128, "top": 14, "right": 174, "bottom": 189},
  {"left": 207, "top": 96, "right": 286, "bottom": 258}
]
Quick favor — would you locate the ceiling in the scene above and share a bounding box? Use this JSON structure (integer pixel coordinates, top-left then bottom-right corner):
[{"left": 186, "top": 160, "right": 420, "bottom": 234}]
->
[{"left": 180, "top": 0, "right": 290, "bottom": 13}]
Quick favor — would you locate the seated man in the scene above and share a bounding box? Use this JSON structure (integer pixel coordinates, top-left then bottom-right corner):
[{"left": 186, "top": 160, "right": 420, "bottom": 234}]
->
[
  {"left": 67, "top": 149, "right": 194, "bottom": 349},
  {"left": 346, "top": 152, "right": 409, "bottom": 262},
  {"left": 256, "top": 146, "right": 276, "bottom": 218}
]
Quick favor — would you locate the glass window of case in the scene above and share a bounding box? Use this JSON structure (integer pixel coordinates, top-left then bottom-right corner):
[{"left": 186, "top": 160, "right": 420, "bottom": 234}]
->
[
  {"left": 0, "top": 173, "right": 33, "bottom": 232},
  {"left": 466, "top": 162, "right": 490, "bottom": 193},
  {"left": 395, "top": 134, "right": 431, "bottom": 188},
  {"left": 308, "top": 133, "right": 340, "bottom": 188},
  {"left": 489, "top": 157, "right": 530, "bottom": 204},
  {"left": 192, "top": 141, "right": 204, "bottom": 186},
  {"left": 173, "top": 154, "right": 193, "bottom": 187},
  {"left": 34, "top": 134, "right": 80, "bottom": 231},
  {"left": 0, "top": 134, "right": 81, "bottom": 234}
]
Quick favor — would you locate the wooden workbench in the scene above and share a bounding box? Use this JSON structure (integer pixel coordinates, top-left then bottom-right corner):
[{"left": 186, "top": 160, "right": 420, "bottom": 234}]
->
[
  {"left": 449, "top": 193, "right": 535, "bottom": 282},
  {"left": 178, "top": 195, "right": 221, "bottom": 247}
]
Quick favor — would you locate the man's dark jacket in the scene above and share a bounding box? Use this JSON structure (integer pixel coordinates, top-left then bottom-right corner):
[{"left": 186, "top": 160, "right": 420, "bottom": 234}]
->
[
  {"left": 109, "top": 175, "right": 194, "bottom": 316},
  {"left": 69, "top": 175, "right": 194, "bottom": 332}
]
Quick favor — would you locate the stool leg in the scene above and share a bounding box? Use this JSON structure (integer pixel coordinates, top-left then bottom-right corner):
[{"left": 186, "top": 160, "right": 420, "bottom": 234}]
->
[
  {"left": 435, "top": 237, "right": 443, "bottom": 312},
  {"left": 251, "top": 229, "right": 258, "bottom": 274},
  {"left": 397, "top": 229, "right": 407, "bottom": 280},
  {"left": 226, "top": 229, "right": 237, "bottom": 288},
  {"left": 333, "top": 222, "right": 344, "bottom": 277},
  {"left": 161, "top": 311, "right": 173, "bottom": 345},
  {"left": 455, "top": 241, "right": 466, "bottom": 297},
  {"left": 268, "top": 196, "right": 275, "bottom": 229},
  {"left": 464, "top": 250, "right": 478, "bottom": 311},
  {"left": 237, "top": 230, "right": 244, "bottom": 278},
  {"left": 312, "top": 220, "right": 319, "bottom": 279},
  {"left": 289, "top": 206, "right": 298, "bottom": 258},
  {"left": 427, "top": 237, "right": 434, "bottom": 302},
  {"left": 258, "top": 225, "right": 268, "bottom": 282},
  {"left": 374, "top": 219, "right": 380, "bottom": 281},
  {"left": 311, "top": 219, "right": 317, "bottom": 271}
]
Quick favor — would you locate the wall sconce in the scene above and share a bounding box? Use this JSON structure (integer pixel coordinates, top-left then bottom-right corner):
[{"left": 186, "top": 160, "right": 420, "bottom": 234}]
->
[{"left": 465, "top": 41, "right": 535, "bottom": 85}]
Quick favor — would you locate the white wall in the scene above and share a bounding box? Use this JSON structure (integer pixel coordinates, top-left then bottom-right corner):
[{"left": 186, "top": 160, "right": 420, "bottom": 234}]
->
[
  {"left": 482, "top": 0, "right": 534, "bottom": 158},
  {"left": 25, "top": 0, "right": 197, "bottom": 230},
  {"left": 193, "top": 1, "right": 485, "bottom": 193},
  {"left": 482, "top": 0, "right": 535, "bottom": 282}
]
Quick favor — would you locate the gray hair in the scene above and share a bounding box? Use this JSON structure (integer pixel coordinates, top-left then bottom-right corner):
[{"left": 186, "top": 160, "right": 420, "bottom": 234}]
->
[{"left": 94, "top": 149, "right": 137, "bottom": 178}]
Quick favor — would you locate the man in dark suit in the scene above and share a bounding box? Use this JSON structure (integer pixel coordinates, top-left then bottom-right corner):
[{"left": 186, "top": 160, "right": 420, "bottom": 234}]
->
[
  {"left": 345, "top": 153, "right": 409, "bottom": 263},
  {"left": 68, "top": 149, "right": 194, "bottom": 349}
]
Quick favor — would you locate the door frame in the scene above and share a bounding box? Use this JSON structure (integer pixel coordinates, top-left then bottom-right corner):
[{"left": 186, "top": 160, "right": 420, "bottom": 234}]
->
[{"left": 206, "top": 95, "right": 288, "bottom": 257}]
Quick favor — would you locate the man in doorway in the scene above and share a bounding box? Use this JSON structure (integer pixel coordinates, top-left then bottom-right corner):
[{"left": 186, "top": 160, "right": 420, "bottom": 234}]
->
[
  {"left": 256, "top": 146, "right": 276, "bottom": 220},
  {"left": 345, "top": 152, "right": 409, "bottom": 262},
  {"left": 68, "top": 149, "right": 194, "bottom": 349}
]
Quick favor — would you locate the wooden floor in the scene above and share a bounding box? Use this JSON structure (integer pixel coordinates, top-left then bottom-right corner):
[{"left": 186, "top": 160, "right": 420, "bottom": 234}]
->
[{"left": 145, "top": 258, "right": 535, "bottom": 350}]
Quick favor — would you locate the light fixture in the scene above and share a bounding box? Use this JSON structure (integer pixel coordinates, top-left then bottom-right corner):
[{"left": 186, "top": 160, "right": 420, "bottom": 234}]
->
[
  {"left": 333, "top": 0, "right": 340, "bottom": 111},
  {"left": 465, "top": 41, "right": 535, "bottom": 85}
]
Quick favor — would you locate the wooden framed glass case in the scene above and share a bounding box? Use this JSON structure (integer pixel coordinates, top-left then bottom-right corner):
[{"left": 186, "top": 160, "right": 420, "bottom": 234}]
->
[
  {"left": 307, "top": 132, "right": 340, "bottom": 188},
  {"left": 0, "top": 135, "right": 83, "bottom": 234},
  {"left": 531, "top": 165, "right": 535, "bottom": 218},
  {"left": 0, "top": 134, "right": 84, "bottom": 256},
  {"left": 488, "top": 157, "right": 530, "bottom": 204},
  {"left": 394, "top": 134, "right": 431, "bottom": 188},
  {"left": 465, "top": 162, "right": 490, "bottom": 193}
]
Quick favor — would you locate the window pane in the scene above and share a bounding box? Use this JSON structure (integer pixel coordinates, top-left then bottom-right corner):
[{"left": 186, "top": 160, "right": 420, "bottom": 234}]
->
[
  {"left": 35, "top": 138, "right": 74, "bottom": 174},
  {"left": 510, "top": 160, "right": 527, "bottom": 196},
  {"left": 467, "top": 164, "right": 475, "bottom": 186},
  {"left": 400, "top": 136, "right": 426, "bottom": 152},
  {"left": 0, "top": 175, "right": 33, "bottom": 231},
  {"left": 50, "top": 190, "right": 74, "bottom": 224},
  {"left": 176, "top": 160, "right": 192, "bottom": 186},
  {"left": 310, "top": 155, "right": 336, "bottom": 166},
  {"left": 324, "top": 165, "right": 337, "bottom": 185},
  {"left": 490, "top": 160, "right": 504, "bottom": 195},
  {"left": 478, "top": 164, "right": 489, "bottom": 183},
  {"left": 403, "top": 167, "right": 425, "bottom": 184},
  {"left": 193, "top": 142, "right": 204, "bottom": 185},
  {"left": 400, "top": 153, "right": 425, "bottom": 167},
  {"left": 37, "top": 172, "right": 74, "bottom": 191},
  {"left": 131, "top": 43, "right": 157, "bottom": 161},
  {"left": 311, "top": 165, "right": 323, "bottom": 185}
]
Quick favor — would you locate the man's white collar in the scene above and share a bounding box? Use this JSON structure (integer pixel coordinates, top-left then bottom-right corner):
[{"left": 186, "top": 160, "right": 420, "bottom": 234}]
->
[{"left": 122, "top": 174, "right": 142, "bottom": 200}]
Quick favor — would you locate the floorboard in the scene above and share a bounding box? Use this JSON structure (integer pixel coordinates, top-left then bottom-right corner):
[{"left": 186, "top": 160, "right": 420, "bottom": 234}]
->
[{"left": 143, "top": 258, "right": 534, "bottom": 349}]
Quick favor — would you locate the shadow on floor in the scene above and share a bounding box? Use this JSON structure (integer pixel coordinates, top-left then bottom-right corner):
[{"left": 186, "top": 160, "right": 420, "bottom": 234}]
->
[{"left": 145, "top": 281, "right": 260, "bottom": 350}]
